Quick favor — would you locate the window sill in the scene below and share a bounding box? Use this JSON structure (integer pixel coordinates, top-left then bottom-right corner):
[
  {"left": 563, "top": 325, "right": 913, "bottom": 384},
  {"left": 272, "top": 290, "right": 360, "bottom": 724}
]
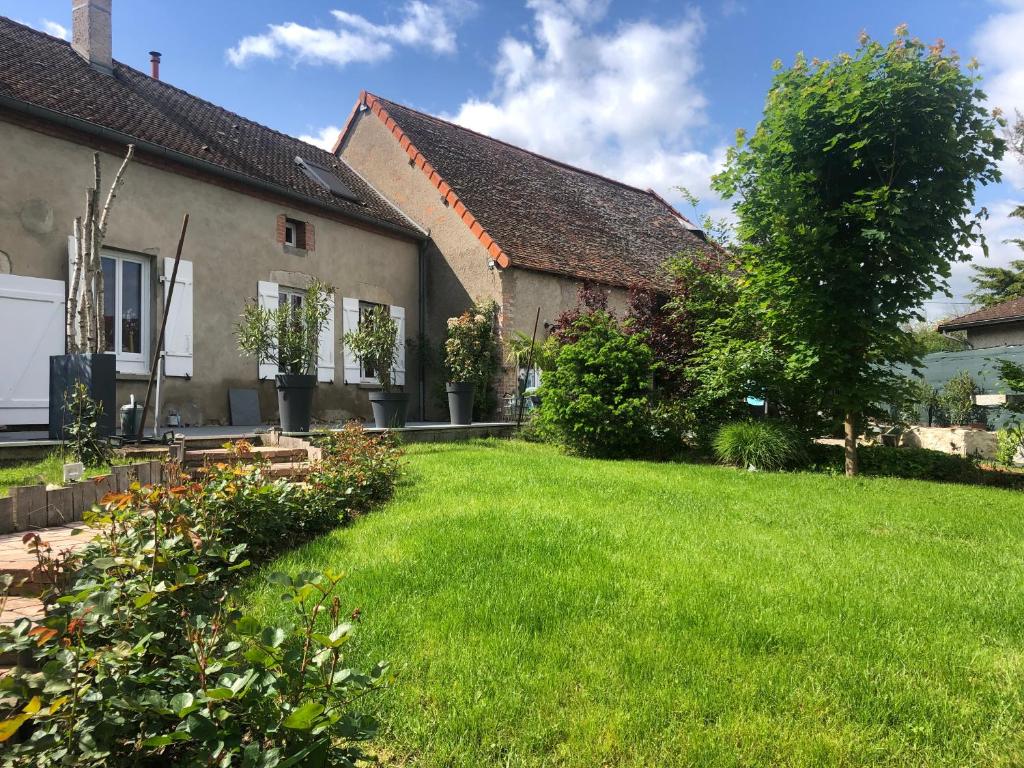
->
[
  {"left": 116, "top": 372, "right": 151, "bottom": 382},
  {"left": 282, "top": 245, "right": 308, "bottom": 257},
  {"left": 357, "top": 382, "right": 382, "bottom": 390}
]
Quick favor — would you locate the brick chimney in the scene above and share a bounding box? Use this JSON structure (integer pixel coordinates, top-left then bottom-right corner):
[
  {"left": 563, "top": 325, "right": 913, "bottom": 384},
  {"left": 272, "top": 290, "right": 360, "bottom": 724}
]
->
[{"left": 72, "top": 0, "right": 113, "bottom": 74}]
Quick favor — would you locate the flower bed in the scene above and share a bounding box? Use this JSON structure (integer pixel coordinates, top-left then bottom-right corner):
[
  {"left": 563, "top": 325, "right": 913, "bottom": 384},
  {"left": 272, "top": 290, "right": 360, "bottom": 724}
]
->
[{"left": 0, "top": 424, "right": 402, "bottom": 764}]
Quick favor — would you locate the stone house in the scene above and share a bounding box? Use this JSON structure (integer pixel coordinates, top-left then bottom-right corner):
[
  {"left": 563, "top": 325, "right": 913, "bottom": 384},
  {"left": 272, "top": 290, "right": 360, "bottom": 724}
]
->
[
  {"left": 0, "top": 7, "right": 428, "bottom": 429},
  {"left": 336, "top": 91, "right": 715, "bottom": 411}
]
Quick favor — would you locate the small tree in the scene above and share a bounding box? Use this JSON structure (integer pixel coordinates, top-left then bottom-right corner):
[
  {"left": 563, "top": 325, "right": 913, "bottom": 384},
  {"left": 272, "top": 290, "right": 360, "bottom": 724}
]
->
[
  {"left": 343, "top": 305, "right": 400, "bottom": 391},
  {"left": 938, "top": 370, "right": 979, "bottom": 426},
  {"left": 67, "top": 146, "right": 135, "bottom": 354},
  {"left": 713, "top": 28, "right": 1005, "bottom": 475},
  {"left": 236, "top": 280, "right": 332, "bottom": 375}
]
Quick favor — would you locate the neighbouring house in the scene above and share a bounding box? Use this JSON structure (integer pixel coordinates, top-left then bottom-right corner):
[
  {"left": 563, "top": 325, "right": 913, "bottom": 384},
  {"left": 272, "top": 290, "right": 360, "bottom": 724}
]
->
[
  {"left": 336, "top": 91, "right": 717, "bottom": 414},
  {"left": 937, "top": 296, "right": 1024, "bottom": 349},
  {"left": 0, "top": 6, "right": 427, "bottom": 430}
]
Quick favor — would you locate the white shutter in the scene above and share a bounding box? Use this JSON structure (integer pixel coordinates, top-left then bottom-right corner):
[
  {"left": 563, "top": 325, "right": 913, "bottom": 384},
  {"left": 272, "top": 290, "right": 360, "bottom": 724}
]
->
[
  {"left": 317, "top": 290, "right": 335, "bottom": 383},
  {"left": 163, "top": 258, "right": 193, "bottom": 377},
  {"left": 390, "top": 305, "right": 406, "bottom": 387},
  {"left": 342, "top": 297, "right": 360, "bottom": 384},
  {"left": 257, "top": 281, "right": 279, "bottom": 380}
]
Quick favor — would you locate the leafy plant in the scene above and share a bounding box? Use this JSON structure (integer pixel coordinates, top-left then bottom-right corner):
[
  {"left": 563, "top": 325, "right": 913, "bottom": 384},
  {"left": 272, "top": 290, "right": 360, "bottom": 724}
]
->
[
  {"left": 996, "top": 425, "right": 1024, "bottom": 466},
  {"left": 938, "top": 371, "right": 979, "bottom": 426},
  {"left": 444, "top": 300, "right": 499, "bottom": 385},
  {"left": 342, "top": 305, "right": 400, "bottom": 392},
  {"left": 712, "top": 28, "right": 1005, "bottom": 475},
  {"left": 237, "top": 280, "right": 333, "bottom": 375},
  {"left": 536, "top": 310, "right": 655, "bottom": 458},
  {"left": 713, "top": 421, "right": 808, "bottom": 472},
  {"left": 62, "top": 381, "right": 112, "bottom": 468}
]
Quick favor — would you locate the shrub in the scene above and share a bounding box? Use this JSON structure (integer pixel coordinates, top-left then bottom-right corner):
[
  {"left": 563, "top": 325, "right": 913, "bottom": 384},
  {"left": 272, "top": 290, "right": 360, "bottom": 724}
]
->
[
  {"left": 997, "top": 424, "right": 1024, "bottom": 467},
  {"left": 536, "top": 310, "right": 655, "bottom": 458},
  {"left": 236, "top": 279, "right": 332, "bottom": 375},
  {"left": 305, "top": 424, "right": 404, "bottom": 535},
  {"left": 938, "top": 371, "right": 980, "bottom": 427},
  {"left": 0, "top": 481, "right": 388, "bottom": 765},
  {"left": 806, "top": 443, "right": 981, "bottom": 484},
  {"left": 343, "top": 304, "right": 401, "bottom": 391},
  {"left": 62, "top": 382, "right": 112, "bottom": 468},
  {"left": 444, "top": 299, "right": 500, "bottom": 418},
  {"left": 713, "top": 421, "right": 808, "bottom": 471}
]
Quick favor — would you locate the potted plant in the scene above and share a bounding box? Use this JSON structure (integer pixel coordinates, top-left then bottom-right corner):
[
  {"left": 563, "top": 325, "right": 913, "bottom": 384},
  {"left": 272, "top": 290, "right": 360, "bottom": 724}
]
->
[
  {"left": 50, "top": 146, "right": 135, "bottom": 439},
  {"left": 236, "top": 279, "right": 332, "bottom": 433},
  {"left": 343, "top": 304, "right": 409, "bottom": 428},
  {"left": 444, "top": 301, "right": 498, "bottom": 425}
]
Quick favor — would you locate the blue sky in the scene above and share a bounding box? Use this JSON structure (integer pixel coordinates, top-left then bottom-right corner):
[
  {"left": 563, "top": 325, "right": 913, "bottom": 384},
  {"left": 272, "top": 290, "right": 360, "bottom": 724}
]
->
[{"left": 3, "top": 0, "right": 1022, "bottom": 318}]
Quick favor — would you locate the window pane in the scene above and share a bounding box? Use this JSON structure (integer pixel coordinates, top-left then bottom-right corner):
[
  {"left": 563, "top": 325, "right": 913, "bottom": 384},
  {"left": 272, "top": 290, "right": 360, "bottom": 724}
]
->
[
  {"left": 121, "top": 260, "right": 142, "bottom": 354},
  {"left": 102, "top": 257, "right": 115, "bottom": 352}
]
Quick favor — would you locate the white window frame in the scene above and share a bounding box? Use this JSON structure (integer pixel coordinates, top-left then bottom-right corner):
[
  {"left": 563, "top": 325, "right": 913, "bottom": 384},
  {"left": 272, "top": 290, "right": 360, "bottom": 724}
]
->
[
  {"left": 358, "top": 300, "right": 385, "bottom": 385},
  {"left": 278, "top": 286, "right": 305, "bottom": 310},
  {"left": 283, "top": 220, "right": 297, "bottom": 247},
  {"left": 101, "top": 251, "right": 150, "bottom": 375}
]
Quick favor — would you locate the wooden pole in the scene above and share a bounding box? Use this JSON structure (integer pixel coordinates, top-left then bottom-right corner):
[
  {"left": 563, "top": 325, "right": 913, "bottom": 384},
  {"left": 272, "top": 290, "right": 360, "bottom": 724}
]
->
[
  {"left": 135, "top": 213, "right": 189, "bottom": 444},
  {"left": 516, "top": 307, "right": 541, "bottom": 427}
]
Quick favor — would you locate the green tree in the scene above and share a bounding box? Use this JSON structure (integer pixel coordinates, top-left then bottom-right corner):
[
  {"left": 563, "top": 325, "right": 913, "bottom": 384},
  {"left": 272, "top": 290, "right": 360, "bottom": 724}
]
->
[
  {"left": 905, "top": 320, "right": 967, "bottom": 354},
  {"left": 712, "top": 28, "right": 1005, "bottom": 475},
  {"left": 968, "top": 112, "right": 1024, "bottom": 307}
]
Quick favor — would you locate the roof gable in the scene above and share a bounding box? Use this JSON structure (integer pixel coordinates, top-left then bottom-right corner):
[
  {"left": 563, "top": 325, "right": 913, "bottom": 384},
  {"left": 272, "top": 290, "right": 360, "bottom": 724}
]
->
[
  {"left": 0, "top": 17, "right": 418, "bottom": 236},
  {"left": 345, "top": 91, "right": 717, "bottom": 288}
]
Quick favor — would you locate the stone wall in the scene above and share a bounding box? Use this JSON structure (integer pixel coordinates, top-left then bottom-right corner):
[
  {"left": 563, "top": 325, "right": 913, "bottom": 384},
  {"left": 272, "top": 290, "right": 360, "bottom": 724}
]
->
[{"left": 899, "top": 426, "right": 998, "bottom": 460}]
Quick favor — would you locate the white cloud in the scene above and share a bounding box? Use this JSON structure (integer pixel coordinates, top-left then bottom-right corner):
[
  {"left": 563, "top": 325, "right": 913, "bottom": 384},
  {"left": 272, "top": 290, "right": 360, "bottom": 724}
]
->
[
  {"left": 444, "top": 0, "right": 726, "bottom": 206},
  {"left": 40, "top": 19, "right": 68, "bottom": 40},
  {"left": 972, "top": 0, "right": 1024, "bottom": 116},
  {"left": 298, "top": 125, "right": 343, "bottom": 151},
  {"left": 227, "top": 1, "right": 473, "bottom": 68}
]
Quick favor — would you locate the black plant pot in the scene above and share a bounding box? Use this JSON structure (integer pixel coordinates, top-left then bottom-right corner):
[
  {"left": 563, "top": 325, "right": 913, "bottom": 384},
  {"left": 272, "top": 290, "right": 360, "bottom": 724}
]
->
[
  {"left": 276, "top": 373, "right": 316, "bottom": 433},
  {"left": 49, "top": 353, "right": 116, "bottom": 439},
  {"left": 446, "top": 382, "right": 475, "bottom": 426},
  {"left": 368, "top": 391, "right": 410, "bottom": 429}
]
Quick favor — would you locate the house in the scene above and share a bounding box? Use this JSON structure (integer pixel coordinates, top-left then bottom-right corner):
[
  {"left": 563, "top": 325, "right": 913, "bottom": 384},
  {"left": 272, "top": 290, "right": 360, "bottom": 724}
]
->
[
  {"left": 336, "top": 91, "right": 716, "bottom": 409},
  {"left": 937, "top": 296, "right": 1024, "bottom": 349},
  {"left": 0, "top": 5, "right": 427, "bottom": 430}
]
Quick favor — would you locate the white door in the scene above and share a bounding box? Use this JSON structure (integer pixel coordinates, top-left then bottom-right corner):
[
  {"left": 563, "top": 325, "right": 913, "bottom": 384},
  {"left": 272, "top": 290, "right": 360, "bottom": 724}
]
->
[{"left": 0, "top": 275, "right": 66, "bottom": 426}]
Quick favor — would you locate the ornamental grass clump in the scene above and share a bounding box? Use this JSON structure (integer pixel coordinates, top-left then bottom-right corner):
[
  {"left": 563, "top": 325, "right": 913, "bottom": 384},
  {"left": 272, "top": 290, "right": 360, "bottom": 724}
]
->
[{"left": 714, "top": 421, "right": 808, "bottom": 472}]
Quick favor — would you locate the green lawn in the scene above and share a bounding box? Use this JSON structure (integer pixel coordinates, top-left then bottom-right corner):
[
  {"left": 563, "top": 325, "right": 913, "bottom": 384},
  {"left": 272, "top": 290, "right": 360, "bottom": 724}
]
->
[
  {"left": 0, "top": 454, "right": 113, "bottom": 497},
  {"left": 249, "top": 440, "right": 1024, "bottom": 767}
]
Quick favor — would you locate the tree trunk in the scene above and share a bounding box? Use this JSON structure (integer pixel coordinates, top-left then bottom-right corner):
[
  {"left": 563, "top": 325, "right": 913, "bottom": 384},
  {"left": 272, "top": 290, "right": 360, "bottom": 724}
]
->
[
  {"left": 67, "top": 217, "right": 84, "bottom": 353},
  {"left": 844, "top": 411, "right": 859, "bottom": 477}
]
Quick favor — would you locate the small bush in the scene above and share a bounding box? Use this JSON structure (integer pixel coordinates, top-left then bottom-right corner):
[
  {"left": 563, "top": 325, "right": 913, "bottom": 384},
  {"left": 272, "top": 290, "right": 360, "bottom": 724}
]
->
[
  {"left": 713, "top": 421, "right": 808, "bottom": 471},
  {"left": 536, "top": 311, "right": 655, "bottom": 458},
  {"left": 996, "top": 424, "right": 1024, "bottom": 467},
  {"left": 305, "top": 424, "right": 404, "bottom": 534},
  {"left": 62, "top": 382, "right": 112, "bottom": 468}
]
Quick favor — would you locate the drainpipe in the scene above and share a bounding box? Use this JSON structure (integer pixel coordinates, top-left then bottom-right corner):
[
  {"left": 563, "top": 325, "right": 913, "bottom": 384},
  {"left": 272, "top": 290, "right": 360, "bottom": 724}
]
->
[{"left": 418, "top": 237, "right": 429, "bottom": 421}]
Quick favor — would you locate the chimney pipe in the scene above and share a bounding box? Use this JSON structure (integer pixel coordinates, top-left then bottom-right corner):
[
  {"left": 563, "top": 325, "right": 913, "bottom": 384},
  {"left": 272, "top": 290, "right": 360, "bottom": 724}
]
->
[
  {"left": 71, "top": 0, "right": 113, "bottom": 74},
  {"left": 149, "top": 51, "right": 161, "bottom": 80}
]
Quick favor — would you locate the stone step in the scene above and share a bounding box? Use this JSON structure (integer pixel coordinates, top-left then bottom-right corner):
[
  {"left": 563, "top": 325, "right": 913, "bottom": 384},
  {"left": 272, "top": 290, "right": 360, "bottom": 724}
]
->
[
  {"left": 184, "top": 446, "right": 307, "bottom": 466},
  {"left": 182, "top": 435, "right": 266, "bottom": 451},
  {"left": 0, "top": 523, "right": 96, "bottom": 597}
]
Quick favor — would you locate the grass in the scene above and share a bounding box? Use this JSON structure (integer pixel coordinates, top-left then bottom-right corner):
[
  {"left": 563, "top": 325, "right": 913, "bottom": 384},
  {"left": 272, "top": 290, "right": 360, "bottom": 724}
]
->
[
  {"left": 0, "top": 454, "right": 114, "bottom": 497},
  {"left": 249, "top": 439, "right": 1024, "bottom": 767}
]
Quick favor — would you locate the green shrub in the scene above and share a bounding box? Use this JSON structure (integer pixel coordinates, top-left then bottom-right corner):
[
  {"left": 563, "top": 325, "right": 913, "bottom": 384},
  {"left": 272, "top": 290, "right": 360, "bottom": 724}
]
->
[
  {"left": 938, "top": 371, "right": 981, "bottom": 427},
  {"left": 62, "top": 382, "right": 112, "bottom": 468},
  {"left": 536, "top": 311, "right": 655, "bottom": 458},
  {"left": 305, "top": 424, "right": 404, "bottom": 534},
  {"left": 807, "top": 443, "right": 981, "bottom": 483},
  {"left": 0, "top": 423, "right": 403, "bottom": 762},
  {"left": 713, "top": 421, "right": 808, "bottom": 471},
  {"left": 997, "top": 424, "right": 1024, "bottom": 467}
]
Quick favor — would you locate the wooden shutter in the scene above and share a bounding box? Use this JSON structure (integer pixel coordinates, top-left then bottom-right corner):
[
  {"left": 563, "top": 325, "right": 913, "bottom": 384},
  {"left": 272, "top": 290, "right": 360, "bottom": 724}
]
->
[
  {"left": 317, "top": 290, "right": 335, "bottom": 383},
  {"left": 342, "top": 297, "right": 360, "bottom": 384},
  {"left": 390, "top": 305, "right": 406, "bottom": 387},
  {"left": 163, "top": 258, "right": 193, "bottom": 377},
  {"left": 257, "top": 281, "right": 279, "bottom": 380}
]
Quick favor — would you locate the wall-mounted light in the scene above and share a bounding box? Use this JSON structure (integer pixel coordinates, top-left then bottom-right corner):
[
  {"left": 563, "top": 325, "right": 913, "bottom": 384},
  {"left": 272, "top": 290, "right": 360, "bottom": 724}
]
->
[{"left": 487, "top": 259, "right": 496, "bottom": 270}]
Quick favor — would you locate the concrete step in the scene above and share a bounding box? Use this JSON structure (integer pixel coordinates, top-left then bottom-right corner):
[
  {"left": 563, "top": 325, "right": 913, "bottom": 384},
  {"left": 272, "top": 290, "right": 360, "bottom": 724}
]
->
[
  {"left": 184, "top": 446, "right": 308, "bottom": 466},
  {"left": 181, "top": 435, "right": 265, "bottom": 451}
]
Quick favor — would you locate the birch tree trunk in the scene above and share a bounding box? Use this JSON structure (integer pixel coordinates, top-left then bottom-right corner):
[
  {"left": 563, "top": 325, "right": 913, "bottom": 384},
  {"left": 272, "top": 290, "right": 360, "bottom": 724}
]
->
[{"left": 67, "top": 216, "right": 84, "bottom": 353}]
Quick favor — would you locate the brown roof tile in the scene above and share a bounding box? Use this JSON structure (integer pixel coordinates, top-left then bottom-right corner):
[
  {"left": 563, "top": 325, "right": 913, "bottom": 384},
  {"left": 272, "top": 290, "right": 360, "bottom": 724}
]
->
[
  {"left": 361, "top": 93, "right": 717, "bottom": 288},
  {"left": 0, "top": 17, "right": 419, "bottom": 236},
  {"left": 938, "top": 297, "right": 1024, "bottom": 331}
]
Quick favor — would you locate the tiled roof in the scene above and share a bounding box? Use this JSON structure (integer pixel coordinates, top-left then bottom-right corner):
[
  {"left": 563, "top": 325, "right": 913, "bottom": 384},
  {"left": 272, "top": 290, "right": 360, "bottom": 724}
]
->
[
  {"left": 359, "top": 93, "right": 718, "bottom": 288},
  {"left": 938, "top": 297, "right": 1024, "bottom": 330},
  {"left": 0, "top": 17, "right": 419, "bottom": 236}
]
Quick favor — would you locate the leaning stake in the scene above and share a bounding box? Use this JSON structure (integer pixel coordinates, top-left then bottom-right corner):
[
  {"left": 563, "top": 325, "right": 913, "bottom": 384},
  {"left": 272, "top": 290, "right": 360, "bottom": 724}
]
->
[{"left": 135, "top": 213, "right": 190, "bottom": 445}]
